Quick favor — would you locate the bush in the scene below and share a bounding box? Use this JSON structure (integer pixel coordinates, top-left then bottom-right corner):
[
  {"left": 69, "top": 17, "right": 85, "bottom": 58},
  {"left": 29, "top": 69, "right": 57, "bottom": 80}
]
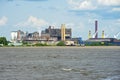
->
[
  {"left": 56, "top": 41, "right": 65, "bottom": 46},
  {"left": 34, "top": 43, "right": 48, "bottom": 46},
  {"left": 22, "top": 41, "right": 28, "bottom": 45}
]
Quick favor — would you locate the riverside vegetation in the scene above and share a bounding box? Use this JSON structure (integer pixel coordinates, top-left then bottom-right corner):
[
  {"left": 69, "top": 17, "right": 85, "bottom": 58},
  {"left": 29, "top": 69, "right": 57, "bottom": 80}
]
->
[{"left": 0, "top": 37, "right": 120, "bottom": 47}]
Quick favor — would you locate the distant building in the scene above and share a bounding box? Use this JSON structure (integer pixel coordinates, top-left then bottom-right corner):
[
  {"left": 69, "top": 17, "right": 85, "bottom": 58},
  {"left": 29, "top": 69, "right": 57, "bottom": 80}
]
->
[
  {"left": 72, "top": 37, "right": 84, "bottom": 45},
  {"left": 17, "top": 30, "right": 25, "bottom": 41},
  {"left": 85, "top": 38, "right": 120, "bottom": 46},
  {"left": 11, "top": 25, "right": 72, "bottom": 44},
  {"left": 41, "top": 26, "right": 72, "bottom": 41},
  {"left": 11, "top": 30, "right": 25, "bottom": 43},
  {"left": 23, "top": 31, "right": 57, "bottom": 44},
  {"left": 11, "top": 31, "right": 18, "bottom": 43},
  {"left": 26, "top": 32, "right": 39, "bottom": 40}
]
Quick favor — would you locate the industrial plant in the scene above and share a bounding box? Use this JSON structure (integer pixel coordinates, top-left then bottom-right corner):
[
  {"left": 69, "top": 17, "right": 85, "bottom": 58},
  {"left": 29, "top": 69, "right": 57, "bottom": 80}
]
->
[
  {"left": 86, "top": 20, "right": 120, "bottom": 46},
  {"left": 10, "top": 24, "right": 74, "bottom": 46},
  {"left": 10, "top": 21, "right": 120, "bottom": 46}
]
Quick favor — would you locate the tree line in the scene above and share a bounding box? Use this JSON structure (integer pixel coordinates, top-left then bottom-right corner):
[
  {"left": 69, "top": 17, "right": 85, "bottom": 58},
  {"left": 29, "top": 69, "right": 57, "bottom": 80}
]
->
[{"left": 0, "top": 37, "right": 8, "bottom": 46}]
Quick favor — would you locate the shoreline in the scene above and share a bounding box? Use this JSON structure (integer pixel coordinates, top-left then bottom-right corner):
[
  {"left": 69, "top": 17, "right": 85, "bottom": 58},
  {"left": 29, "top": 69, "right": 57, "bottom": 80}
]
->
[{"left": 0, "top": 46, "right": 120, "bottom": 49}]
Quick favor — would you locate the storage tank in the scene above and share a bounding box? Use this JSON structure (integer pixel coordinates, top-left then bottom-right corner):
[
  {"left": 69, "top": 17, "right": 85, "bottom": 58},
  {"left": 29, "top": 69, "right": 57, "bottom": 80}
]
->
[{"left": 11, "top": 31, "right": 18, "bottom": 42}]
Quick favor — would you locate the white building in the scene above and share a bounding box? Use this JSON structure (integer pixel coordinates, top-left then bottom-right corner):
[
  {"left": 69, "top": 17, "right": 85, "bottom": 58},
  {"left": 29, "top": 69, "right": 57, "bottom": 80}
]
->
[
  {"left": 11, "top": 31, "right": 18, "bottom": 43},
  {"left": 11, "top": 30, "right": 25, "bottom": 43}
]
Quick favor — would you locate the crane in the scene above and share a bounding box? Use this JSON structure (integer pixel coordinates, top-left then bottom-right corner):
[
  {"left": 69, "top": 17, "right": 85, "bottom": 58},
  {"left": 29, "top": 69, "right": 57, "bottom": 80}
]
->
[
  {"left": 114, "top": 32, "right": 120, "bottom": 39},
  {"left": 92, "top": 31, "right": 98, "bottom": 38}
]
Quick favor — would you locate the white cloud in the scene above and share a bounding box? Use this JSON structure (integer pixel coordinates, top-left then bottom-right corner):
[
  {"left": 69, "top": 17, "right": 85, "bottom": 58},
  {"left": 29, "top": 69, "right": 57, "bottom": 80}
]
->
[
  {"left": 112, "top": 8, "right": 120, "bottom": 11},
  {"left": 68, "top": 0, "right": 120, "bottom": 11},
  {"left": 15, "top": 16, "right": 48, "bottom": 28},
  {"left": 66, "top": 23, "right": 75, "bottom": 28},
  {"left": 78, "top": 0, "right": 96, "bottom": 10},
  {"left": 68, "top": 0, "right": 78, "bottom": 6},
  {"left": 68, "top": 0, "right": 96, "bottom": 10},
  {"left": 0, "top": 16, "right": 8, "bottom": 26},
  {"left": 117, "top": 19, "right": 120, "bottom": 22},
  {"left": 28, "top": 16, "right": 48, "bottom": 27},
  {"left": 98, "top": 0, "right": 120, "bottom": 6},
  {"left": 116, "top": 19, "right": 120, "bottom": 24}
]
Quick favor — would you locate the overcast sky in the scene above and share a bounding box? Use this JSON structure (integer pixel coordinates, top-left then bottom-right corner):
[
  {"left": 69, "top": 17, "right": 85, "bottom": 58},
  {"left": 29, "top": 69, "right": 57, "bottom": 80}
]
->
[{"left": 0, "top": 0, "right": 120, "bottom": 40}]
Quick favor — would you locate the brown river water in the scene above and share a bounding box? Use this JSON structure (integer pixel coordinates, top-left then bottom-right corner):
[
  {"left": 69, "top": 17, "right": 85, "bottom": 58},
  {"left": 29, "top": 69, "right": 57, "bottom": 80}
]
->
[{"left": 0, "top": 47, "right": 120, "bottom": 80}]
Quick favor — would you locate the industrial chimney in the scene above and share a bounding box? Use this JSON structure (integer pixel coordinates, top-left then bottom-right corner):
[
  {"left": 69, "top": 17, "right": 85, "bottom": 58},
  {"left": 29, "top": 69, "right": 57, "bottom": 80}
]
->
[{"left": 95, "top": 20, "right": 98, "bottom": 38}]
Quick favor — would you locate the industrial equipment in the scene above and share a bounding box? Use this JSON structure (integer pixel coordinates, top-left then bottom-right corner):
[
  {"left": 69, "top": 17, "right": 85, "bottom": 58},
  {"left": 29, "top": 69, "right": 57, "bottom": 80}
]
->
[{"left": 114, "top": 32, "right": 120, "bottom": 39}]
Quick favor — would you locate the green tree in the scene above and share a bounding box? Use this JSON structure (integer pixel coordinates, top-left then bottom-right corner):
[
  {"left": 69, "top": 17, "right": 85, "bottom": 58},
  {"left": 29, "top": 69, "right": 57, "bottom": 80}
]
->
[
  {"left": 0, "top": 37, "right": 8, "bottom": 46},
  {"left": 56, "top": 41, "right": 65, "bottom": 46}
]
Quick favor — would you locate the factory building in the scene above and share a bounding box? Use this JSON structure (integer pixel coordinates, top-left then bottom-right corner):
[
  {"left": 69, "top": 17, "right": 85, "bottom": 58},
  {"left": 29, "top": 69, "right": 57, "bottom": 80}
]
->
[
  {"left": 23, "top": 31, "right": 57, "bottom": 44},
  {"left": 11, "top": 24, "right": 72, "bottom": 45},
  {"left": 11, "top": 30, "right": 41, "bottom": 43},
  {"left": 41, "top": 25, "right": 72, "bottom": 41},
  {"left": 26, "top": 32, "right": 39, "bottom": 40},
  {"left": 11, "top": 30, "right": 25, "bottom": 43},
  {"left": 41, "top": 26, "right": 61, "bottom": 40}
]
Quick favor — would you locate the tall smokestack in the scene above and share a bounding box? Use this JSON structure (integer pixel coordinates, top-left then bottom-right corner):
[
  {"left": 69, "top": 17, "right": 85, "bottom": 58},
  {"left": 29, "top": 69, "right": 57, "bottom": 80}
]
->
[{"left": 95, "top": 20, "right": 98, "bottom": 38}]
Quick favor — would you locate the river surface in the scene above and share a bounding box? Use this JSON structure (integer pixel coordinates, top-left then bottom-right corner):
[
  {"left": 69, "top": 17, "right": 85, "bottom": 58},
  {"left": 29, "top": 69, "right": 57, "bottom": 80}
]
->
[{"left": 0, "top": 47, "right": 120, "bottom": 80}]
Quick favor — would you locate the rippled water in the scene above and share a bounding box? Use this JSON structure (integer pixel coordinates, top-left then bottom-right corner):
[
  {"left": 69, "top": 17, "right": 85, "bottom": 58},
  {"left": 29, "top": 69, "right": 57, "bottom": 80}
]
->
[{"left": 0, "top": 47, "right": 120, "bottom": 80}]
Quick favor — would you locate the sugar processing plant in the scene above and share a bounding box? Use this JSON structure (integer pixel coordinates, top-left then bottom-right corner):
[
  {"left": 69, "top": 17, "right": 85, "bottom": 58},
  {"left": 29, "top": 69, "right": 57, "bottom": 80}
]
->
[
  {"left": 10, "top": 24, "right": 74, "bottom": 46},
  {"left": 10, "top": 20, "right": 120, "bottom": 46}
]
